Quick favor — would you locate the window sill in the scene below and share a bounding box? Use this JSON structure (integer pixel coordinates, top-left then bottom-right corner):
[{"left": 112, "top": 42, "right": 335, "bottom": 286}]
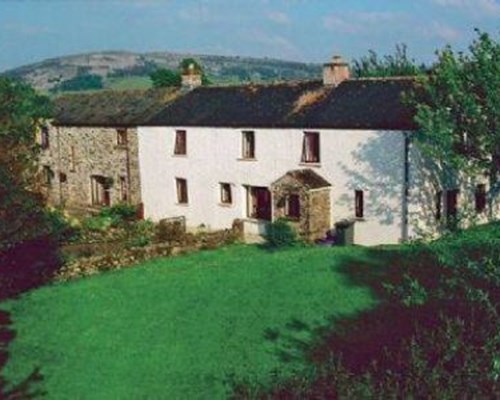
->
[
  {"left": 176, "top": 202, "right": 189, "bottom": 207},
  {"left": 172, "top": 154, "right": 188, "bottom": 158},
  {"left": 299, "top": 162, "right": 321, "bottom": 168},
  {"left": 237, "top": 158, "right": 257, "bottom": 162},
  {"left": 355, "top": 217, "right": 366, "bottom": 222},
  {"left": 218, "top": 202, "right": 233, "bottom": 208},
  {"left": 114, "top": 145, "right": 128, "bottom": 150}
]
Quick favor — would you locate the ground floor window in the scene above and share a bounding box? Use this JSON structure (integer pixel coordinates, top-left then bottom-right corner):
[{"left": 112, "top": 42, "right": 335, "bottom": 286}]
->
[
  {"left": 91, "top": 175, "right": 111, "bottom": 206},
  {"left": 445, "top": 189, "right": 459, "bottom": 220},
  {"left": 355, "top": 190, "right": 364, "bottom": 218},
  {"left": 475, "top": 184, "right": 486, "bottom": 213},
  {"left": 286, "top": 194, "right": 301, "bottom": 219},
  {"left": 176, "top": 178, "right": 188, "bottom": 204},
  {"left": 220, "top": 183, "right": 232, "bottom": 204},
  {"left": 246, "top": 186, "right": 272, "bottom": 220},
  {"left": 119, "top": 176, "right": 128, "bottom": 202},
  {"left": 43, "top": 165, "right": 54, "bottom": 186},
  {"left": 435, "top": 190, "right": 443, "bottom": 221}
]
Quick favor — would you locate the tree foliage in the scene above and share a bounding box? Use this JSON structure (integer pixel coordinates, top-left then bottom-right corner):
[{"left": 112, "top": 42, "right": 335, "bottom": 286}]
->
[
  {"left": 0, "top": 77, "right": 62, "bottom": 298},
  {"left": 50, "top": 73, "right": 104, "bottom": 92},
  {"left": 352, "top": 44, "right": 426, "bottom": 78},
  {"left": 412, "top": 30, "right": 500, "bottom": 199},
  {"left": 149, "top": 58, "right": 210, "bottom": 87}
]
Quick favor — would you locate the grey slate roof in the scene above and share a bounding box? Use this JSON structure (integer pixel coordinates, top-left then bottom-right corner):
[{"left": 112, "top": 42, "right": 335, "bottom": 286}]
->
[
  {"left": 147, "top": 78, "right": 417, "bottom": 130},
  {"left": 53, "top": 88, "right": 180, "bottom": 127},
  {"left": 52, "top": 78, "right": 417, "bottom": 130}
]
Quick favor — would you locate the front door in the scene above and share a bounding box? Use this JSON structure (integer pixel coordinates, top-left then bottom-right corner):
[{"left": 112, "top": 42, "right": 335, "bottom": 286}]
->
[{"left": 247, "top": 186, "right": 272, "bottom": 221}]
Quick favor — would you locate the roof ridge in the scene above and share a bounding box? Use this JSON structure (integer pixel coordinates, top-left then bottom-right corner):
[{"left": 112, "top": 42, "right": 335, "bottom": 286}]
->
[{"left": 350, "top": 76, "right": 418, "bottom": 82}]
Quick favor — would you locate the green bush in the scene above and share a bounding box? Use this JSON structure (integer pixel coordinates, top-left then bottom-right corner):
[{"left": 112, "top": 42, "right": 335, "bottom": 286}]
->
[
  {"left": 99, "top": 204, "right": 137, "bottom": 226},
  {"left": 264, "top": 219, "right": 297, "bottom": 248},
  {"left": 128, "top": 220, "right": 155, "bottom": 247},
  {"left": 82, "top": 216, "right": 114, "bottom": 232}
]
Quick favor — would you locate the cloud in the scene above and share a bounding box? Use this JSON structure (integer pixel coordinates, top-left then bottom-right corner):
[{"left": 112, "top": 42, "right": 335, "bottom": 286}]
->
[
  {"left": 266, "top": 11, "right": 291, "bottom": 25},
  {"left": 250, "top": 30, "right": 302, "bottom": 60},
  {"left": 431, "top": 0, "right": 500, "bottom": 16},
  {"left": 3, "top": 23, "right": 53, "bottom": 36},
  {"left": 429, "top": 21, "right": 461, "bottom": 41},
  {"left": 323, "top": 11, "right": 403, "bottom": 34}
]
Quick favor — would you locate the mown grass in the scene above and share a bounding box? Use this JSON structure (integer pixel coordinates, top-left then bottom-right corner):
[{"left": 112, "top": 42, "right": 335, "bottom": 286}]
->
[{"left": 1, "top": 244, "right": 377, "bottom": 399}]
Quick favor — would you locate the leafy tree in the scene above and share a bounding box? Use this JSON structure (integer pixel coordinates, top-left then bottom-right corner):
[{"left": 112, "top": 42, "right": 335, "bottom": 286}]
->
[
  {"left": 51, "top": 73, "right": 103, "bottom": 92},
  {"left": 412, "top": 30, "right": 499, "bottom": 215},
  {"left": 150, "top": 68, "right": 182, "bottom": 88},
  {"left": 0, "top": 77, "right": 61, "bottom": 298},
  {"left": 352, "top": 44, "right": 426, "bottom": 78},
  {"left": 150, "top": 58, "right": 211, "bottom": 88}
]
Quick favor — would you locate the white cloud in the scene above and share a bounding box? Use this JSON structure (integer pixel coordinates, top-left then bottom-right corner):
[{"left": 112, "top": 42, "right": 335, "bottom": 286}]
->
[
  {"left": 323, "top": 11, "right": 403, "bottom": 34},
  {"left": 431, "top": 0, "right": 500, "bottom": 16},
  {"left": 429, "top": 21, "right": 461, "bottom": 41},
  {"left": 266, "top": 11, "right": 291, "bottom": 25}
]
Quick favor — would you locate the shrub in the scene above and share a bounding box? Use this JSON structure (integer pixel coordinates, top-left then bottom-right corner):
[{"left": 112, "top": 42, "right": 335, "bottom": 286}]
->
[
  {"left": 264, "top": 219, "right": 297, "bottom": 248},
  {"left": 99, "top": 203, "right": 137, "bottom": 225},
  {"left": 82, "top": 216, "right": 114, "bottom": 232},
  {"left": 128, "top": 220, "right": 155, "bottom": 247}
]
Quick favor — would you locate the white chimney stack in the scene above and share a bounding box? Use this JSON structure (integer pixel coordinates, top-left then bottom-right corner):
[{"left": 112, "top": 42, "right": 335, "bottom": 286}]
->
[{"left": 323, "top": 55, "right": 350, "bottom": 86}]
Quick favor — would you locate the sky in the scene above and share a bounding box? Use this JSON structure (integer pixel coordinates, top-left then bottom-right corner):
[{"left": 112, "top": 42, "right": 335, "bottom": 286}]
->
[{"left": 0, "top": 0, "right": 499, "bottom": 72}]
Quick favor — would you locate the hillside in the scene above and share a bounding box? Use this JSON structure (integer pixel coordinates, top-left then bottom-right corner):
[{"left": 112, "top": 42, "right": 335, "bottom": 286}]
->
[{"left": 1, "top": 51, "right": 321, "bottom": 92}]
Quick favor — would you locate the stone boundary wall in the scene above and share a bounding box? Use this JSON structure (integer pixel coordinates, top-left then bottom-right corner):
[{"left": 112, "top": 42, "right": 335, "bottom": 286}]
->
[{"left": 56, "top": 227, "right": 241, "bottom": 282}]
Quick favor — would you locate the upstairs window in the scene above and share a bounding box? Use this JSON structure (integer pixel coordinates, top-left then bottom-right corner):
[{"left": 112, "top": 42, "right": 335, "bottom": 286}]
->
[
  {"left": 43, "top": 165, "right": 53, "bottom": 186},
  {"left": 446, "top": 189, "right": 459, "bottom": 220},
  {"left": 176, "top": 178, "right": 188, "bottom": 204},
  {"left": 220, "top": 183, "right": 232, "bottom": 204},
  {"left": 286, "top": 194, "right": 301, "bottom": 219},
  {"left": 117, "top": 129, "right": 128, "bottom": 146},
  {"left": 355, "top": 190, "right": 364, "bottom": 218},
  {"left": 475, "top": 184, "right": 486, "bottom": 213},
  {"left": 174, "top": 130, "right": 187, "bottom": 155},
  {"left": 242, "top": 131, "right": 255, "bottom": 159},
  {"left": 41, "top": 126, "right": 49, "bottom": 149},
  {"left": 301, "top": 132, "right": 320, "bottom": 163}
]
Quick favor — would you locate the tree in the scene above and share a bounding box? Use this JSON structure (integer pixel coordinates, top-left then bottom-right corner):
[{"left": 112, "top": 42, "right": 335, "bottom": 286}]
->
[
  {"left": 149, "top": 58, "right": 211, "bottom": 88},
  {"left": 149, "top": 68, "right": 182, "bottom": 88},
  {"left": 412, "top": 30, "right": 499, "bottom": 217},
  {"left": 0, "top": 77, "right": 61, "bottom": 298},
  {"left": 352, "top": 44, "right": 426, "bottom": 78},
  {"left": 50, "top": 73, "right": 103, "bottom": 92}
]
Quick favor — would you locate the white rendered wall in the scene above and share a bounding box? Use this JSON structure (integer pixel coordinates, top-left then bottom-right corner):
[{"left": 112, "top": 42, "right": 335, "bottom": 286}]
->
[{"left": 138, "top": 127, "right": 407, "bottom": 245}]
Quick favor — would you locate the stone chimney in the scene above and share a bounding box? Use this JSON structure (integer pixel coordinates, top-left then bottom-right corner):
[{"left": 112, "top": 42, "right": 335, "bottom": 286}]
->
[
  {"left": 323, "top": 55, "right": 350, "bottom": 86},
  {"left": 181, "top": 63, "right": 202, "bottom": 90}
]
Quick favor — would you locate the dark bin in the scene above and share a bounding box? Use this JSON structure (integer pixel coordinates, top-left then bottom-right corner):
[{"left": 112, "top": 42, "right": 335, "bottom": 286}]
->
[{"left": 334, "top": 219, "right": 355, "bottom": 245}]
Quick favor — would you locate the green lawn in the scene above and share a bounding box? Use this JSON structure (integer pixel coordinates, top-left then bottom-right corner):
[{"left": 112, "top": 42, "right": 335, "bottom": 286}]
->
[
  {"left": 105, "top": 76, "right": 153, "bottom": 90},
  {"left": 1, "top": 245, "right": 377, "bottom": 399}
]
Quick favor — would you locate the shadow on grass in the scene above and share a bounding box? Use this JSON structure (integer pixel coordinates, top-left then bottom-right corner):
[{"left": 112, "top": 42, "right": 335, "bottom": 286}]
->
[
  {"left": 263, "top": 245, "right": 446, "bottom": 372},
  {"left": 0, "top": 310, "right": 45, "bottom": 399}
]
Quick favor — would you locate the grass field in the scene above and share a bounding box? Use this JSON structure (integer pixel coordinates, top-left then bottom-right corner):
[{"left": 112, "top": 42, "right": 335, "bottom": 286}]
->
[
  {"left": 1, "top": 245, "right": 377, "bottom": 399},
  {"left": 105, "top": 76, "right": 153, "bottom": 90}
]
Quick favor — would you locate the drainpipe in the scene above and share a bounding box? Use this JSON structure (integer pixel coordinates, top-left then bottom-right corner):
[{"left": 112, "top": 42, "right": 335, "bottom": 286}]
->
[{"left": 402, "top": 131, "right": 410, "bottom": 242}]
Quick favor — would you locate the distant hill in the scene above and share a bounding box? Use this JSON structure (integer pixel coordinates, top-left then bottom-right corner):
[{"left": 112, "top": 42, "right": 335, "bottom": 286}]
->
[{"left": 1, "top": 51, "right": 322, "bottom": 92}]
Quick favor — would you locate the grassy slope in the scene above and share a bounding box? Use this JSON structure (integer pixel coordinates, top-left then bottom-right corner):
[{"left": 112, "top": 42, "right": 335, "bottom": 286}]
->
[{"left": 2, "top": 245, "right": 376, "bottom": 399}]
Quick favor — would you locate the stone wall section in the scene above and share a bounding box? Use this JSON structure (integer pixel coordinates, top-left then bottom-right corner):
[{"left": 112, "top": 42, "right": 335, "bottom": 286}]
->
[{"left": 39, "top": 124, "right": 141, "bottom": 212}]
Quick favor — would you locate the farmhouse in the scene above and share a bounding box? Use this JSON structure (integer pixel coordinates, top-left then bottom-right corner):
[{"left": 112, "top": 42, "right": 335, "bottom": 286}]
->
[{"left": 40, "top": 57, "right": 497, "bottom": 245}]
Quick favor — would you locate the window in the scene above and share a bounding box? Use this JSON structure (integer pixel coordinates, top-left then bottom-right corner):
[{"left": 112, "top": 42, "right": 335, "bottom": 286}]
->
[
  {"left": 301, "top": 132, "right": 320, "bottom": 163},
  {"left": 220, "top": 183, "right": 232, "bottom": 204},
  {"left": 435, "top": 190, "right": 442, "bottom": 221},
  {"left": 43, "top": 165, "right": 53, "bottom": 186},
  {"left": 176, "top": 178, "right": 188, "bottom": 204},
  {"left": 242, "top": 131, "right": 255, "bottom": 159},
  {"left": 174, "top": 130, "right": 187, "bottom": 155},
  {"left": 70, "top": 146, "right": 76, "bottom": 172},
  {"left": 286, "top": 194, "right": 301, "bottom": 219},
  {"left": 117, "top": 129, "right": 128, "bottom": 146},
  {"left": 246, "top": 186, "right": 271, "bottom": 220},
  {"left": 475, "top": 184, "right": 486, "bottom": 213},
  {"left": 91, "top": 175, "right": 111, "bottom": 206},
  {"left": 119, "top": 176, "right": 128, "bottom": 202},
  {"left": 40, "top": 126, "right": 49, "bottom": 149},
  {"left": 355, "top": 190, "right": 364, "bottom": 218},
  {"left": 446, "top": 189, "right": 459, "bottom": 219},
  {"left": 59, "top": 172, "right": 67, "bottom": 183}
]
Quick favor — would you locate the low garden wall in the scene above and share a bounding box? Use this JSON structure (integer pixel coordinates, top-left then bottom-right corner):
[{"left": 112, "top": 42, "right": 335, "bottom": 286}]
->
[{"left": 56, "top": 227, "right": 242, "bottom": 282}]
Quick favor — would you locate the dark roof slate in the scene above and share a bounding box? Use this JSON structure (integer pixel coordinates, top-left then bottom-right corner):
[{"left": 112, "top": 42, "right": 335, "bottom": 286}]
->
[
  {"left": 53, "top": 88, "right": 180, "bottom": 127},
  {"left": 147, "top": 78, "right": 417, "bottom": 130}
]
